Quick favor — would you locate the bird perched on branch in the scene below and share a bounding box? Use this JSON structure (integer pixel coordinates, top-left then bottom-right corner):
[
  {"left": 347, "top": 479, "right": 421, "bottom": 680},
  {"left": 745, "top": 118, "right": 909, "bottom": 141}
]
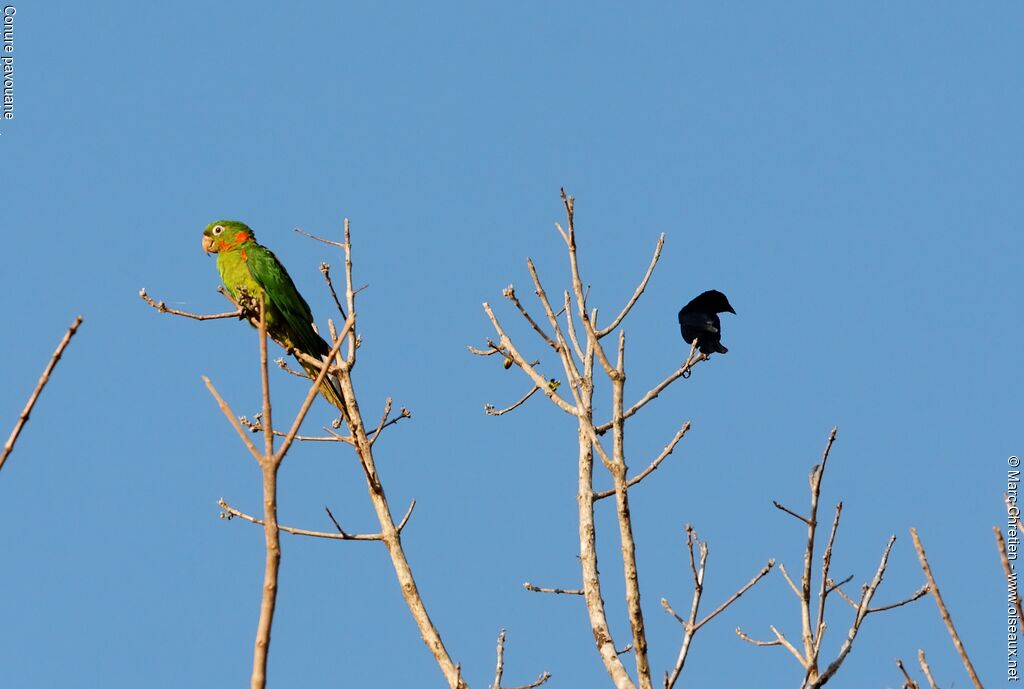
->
[
  {"left": 678, "top": 290, "right": 736, "bottom": 355},
  {"left": 202, "top": 220, "right": 347, "bottom": 416}
]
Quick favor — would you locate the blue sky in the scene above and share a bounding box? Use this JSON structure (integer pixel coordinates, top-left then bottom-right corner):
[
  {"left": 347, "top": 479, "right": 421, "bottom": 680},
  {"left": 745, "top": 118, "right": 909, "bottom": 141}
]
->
[{"left": 1, "top": 2, "right": 1020, "bottom": 687}]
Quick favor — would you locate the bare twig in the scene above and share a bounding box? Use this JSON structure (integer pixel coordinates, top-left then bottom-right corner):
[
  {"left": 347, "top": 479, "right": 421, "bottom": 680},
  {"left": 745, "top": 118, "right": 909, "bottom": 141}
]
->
[
  {"left": 816, "top": 536, "right": 915, "bottom": 687},
  {"left": 695, "top": 559, "right": 775, "bottom": 631},
  {"left": 294, "top": 227, "right": 346, "bottom": 249},
  {"left": 771, "top": 626, "right": 808, "bottom": 668},
  {"left": 865, "top": 585, "right": 929, "bottom": 614},
  {"left": 597, "top": 234, "right": 664, "bottom": 338},
  {"left": 369, "top": 398, "right": 393, "bottom": 445},
  {"left": 504, "top": 285, "right": 558, "bottom": 351},
  {"left": 139, "top": 288, "right": 241, "bottom": 320},
  {"left": 594, "top": 422, "right": 690, "bottom": 500},
  {"left": 996, "top": 526, "right": 1023, "bottom": 623},
  {"left": 773, "top": 501, "right": 812, "bottom": 526},
  {"left": 662, "top": 524, "right": 773, "bottom": 689},
  {"left": 0, "top": 315, "right": 83, "bottom": 472},
  {"left": 523, "top": 582, "right": 584, "bottom": 596},
  {"left": 395, "top": 499, "right": 417, "bottom": 533},
  {"left": 736, "top": 628, "right": 782, "bottom": 647},
  {"left": 740, "top": 429, "right": 924, "bottom": 689},
  {"left": 825, "top": 574, "right": 854, "bottom": 595},
  {"left": 220, "top": 499, "right": 383, "bottom": 540},
  {"left": 896, "top": 658, "right": 921, "bottom": 689},
  {"left": 910, "top": 528, "right": 984, "bottom": 689},
  {"left": 815, "top": 502, "right": 843, "bottom": 645},
  {"left": 274, "top": 358, "right": 312, "bottom": 379},
  {"left": 778, "top": 563, "right": 803, "bottom": 600},
  {"left": 485, "top": 386, "right": 541, "bottom": 416},
  {"left": 594, "top": 352, "right": 705, "bottom": 435},
  {"left": 319, "top": 262, "right": 347, "bottom": 319},
  {"left": 491, "top": 629, "right": 507, "bottom": 689},
  {"left": 827, "top": 578, "right": 858, "bottom": 610},
  {"left": 202, "top": 377, "right": 262, "bottom": 463},
  {"left": 505, "top": 674, "right": 552, "bottom": 689},
  {"left": 917, "top": 650, "right": 938, "bottom": 689},
  {"left": 482, "top": 302, "right": 577, "bottom": 416},
  {"left": 240, "top": 416, "right": 340, "bottom": 442}
]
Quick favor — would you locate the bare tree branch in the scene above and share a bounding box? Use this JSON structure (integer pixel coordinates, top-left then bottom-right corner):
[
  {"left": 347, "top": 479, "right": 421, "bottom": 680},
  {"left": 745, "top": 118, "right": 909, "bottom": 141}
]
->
[
  {"left": 220, "top": 499, "right": 384, "bottom": 540},
  {"left": 778, "top": 563, "right": 803, "bottom": 600},
  {"left": 910, "top": 528, "right": 984, "bottom": 689},
  {"left": 864, "top": 585, "right": 929, "bottom": 614},
  {"left": 896, "top": 657, "right": 921, "bottom": 689},
  {"left": 139, "top": 288, "right": 242, "bottom": 320},
  {"left": 504, "top": 285, "right": 558, "bottom": 352},
  {"left": 738, "top": 429, "right": 924, "bottom": 689},
  {"left": 482, "top": 302, "right": 578, "bottom": 416},
  {"left": 523, "top": 582, "right": 584, "bottom": 596},
  {"left": 695, "top": 559, "right": 775, "bottom": 631},
  {"left": 202, "top": 377, "right": 263, "bottom": 463},
  {"left": 594, "top": 347, "right": 705, "bottom": 435},
  {"left": 293, "top": 226, "right": 347, "bottom": 249},
  {"left": 736, "top": 628, "right": 782, "bottom": 647},
  {"left": 815, "top": 502, "right": 843, "bottom": 644},
  {"left": 662, "top": 524, "right": 774, "bottom": 689},
  {"left": 917, "top": 650, "right": 939, "bottom": 689},
  {"left": 771, "top": 626, "right": 808, "bottom": 668},
  {"left": 597, "top": 233, "right": 664, "bottom": 338},
  {"left": 241, "top": 415, "right": 340, "bottom": 442},
  {"left": 996, "top": 525, "right": 1024, "bottom": 623},
  {"left": 815, "top": 536, "right": 909, "bottom": 687},
  {"left": 485, "top": 386, "right": 541, "bottom": 416},
  {"left": 318, "top": 262, "right": 347, "bottom": 319},
  {"left": 594, "top": 422, "right": 690, "bottom": 501},
  {"left": 492, "top": 633, "right": 553, "bottom": 689},
  {"left": 0, "top": 315, "right": 83, "bottom": 472},
  {"left": 773, "top": 501, "right": 812, "bottom": 526}
]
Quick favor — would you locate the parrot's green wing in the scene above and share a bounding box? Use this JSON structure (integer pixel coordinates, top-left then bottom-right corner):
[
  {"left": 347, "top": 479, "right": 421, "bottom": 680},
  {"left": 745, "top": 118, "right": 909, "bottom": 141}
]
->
[{"left": 244, "top": 244, "right": 329, "bottom": 358}]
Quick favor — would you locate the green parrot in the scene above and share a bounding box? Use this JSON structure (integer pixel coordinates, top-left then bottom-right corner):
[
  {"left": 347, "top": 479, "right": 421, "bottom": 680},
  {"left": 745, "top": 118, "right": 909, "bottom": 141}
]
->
[{"left": 201, "top": 220, "right": 347, "bottom": 416}]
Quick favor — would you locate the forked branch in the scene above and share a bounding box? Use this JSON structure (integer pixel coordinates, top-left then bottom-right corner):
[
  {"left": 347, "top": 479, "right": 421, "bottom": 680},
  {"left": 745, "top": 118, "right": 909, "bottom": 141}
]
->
[{"left": 738, "top": 429, "right": 925, "bottom": 689}]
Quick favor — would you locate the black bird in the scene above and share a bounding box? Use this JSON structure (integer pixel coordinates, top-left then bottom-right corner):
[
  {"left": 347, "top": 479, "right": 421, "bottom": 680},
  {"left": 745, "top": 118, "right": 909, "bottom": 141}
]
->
[{"left": 678, "top": 290, "right": 736, "bottom": 355}]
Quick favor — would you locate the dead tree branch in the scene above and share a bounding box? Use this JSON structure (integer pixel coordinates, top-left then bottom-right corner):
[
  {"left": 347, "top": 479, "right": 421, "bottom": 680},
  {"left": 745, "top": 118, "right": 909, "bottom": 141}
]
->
[
  {"left": 523, "top": 582, "right": 584, "bottom": 596},
  {"left": 661, "top": 525, "right": 774, "bottom": 689},
  {"left": 737, "top": 429, "right": 925, "bottom": 689},
  {"left": 896, "top": 657, "right": 921, "bottom": 689},
  {"left": 917, "top": 649, "right": 939, "bottom": 689},
  {"left": 139, "top": 288, "right": 242, "bottom": 320},
  {"left": 910, "top": 528, "right": 984, "bottom": 689},
  {"left": 0, "top": 315, "right": 83, "bottom": 473}
]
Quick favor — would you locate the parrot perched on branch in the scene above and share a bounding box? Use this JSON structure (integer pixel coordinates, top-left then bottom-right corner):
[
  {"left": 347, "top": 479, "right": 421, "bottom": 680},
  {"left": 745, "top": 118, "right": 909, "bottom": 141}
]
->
[{"left": 201, "top": 220, "right": 347, "bottom": 415}]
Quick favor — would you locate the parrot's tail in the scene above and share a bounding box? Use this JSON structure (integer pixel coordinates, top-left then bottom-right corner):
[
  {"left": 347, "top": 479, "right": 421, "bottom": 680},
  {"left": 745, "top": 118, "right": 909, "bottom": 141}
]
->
[{"left": 297, "top": 355, "right": 348, "bottom": 420}]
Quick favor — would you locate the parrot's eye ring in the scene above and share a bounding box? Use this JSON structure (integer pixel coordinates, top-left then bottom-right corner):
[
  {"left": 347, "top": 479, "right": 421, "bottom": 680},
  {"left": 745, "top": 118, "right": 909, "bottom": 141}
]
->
[{"left": 212, "top": 225, "right": 224, "bottom": 235}]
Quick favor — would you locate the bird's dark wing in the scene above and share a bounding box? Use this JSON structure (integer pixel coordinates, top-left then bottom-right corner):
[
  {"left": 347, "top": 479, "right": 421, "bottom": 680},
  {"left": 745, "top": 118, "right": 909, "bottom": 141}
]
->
[{"left": 678, "top": 310, "right": 719, "bottom": 335}]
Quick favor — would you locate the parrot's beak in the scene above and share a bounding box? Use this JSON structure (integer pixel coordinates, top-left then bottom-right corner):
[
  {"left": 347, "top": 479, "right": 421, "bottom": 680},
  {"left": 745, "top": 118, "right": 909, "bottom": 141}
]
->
[{"left": 201, "top": 234, "right": 215, "bottom": 255}]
